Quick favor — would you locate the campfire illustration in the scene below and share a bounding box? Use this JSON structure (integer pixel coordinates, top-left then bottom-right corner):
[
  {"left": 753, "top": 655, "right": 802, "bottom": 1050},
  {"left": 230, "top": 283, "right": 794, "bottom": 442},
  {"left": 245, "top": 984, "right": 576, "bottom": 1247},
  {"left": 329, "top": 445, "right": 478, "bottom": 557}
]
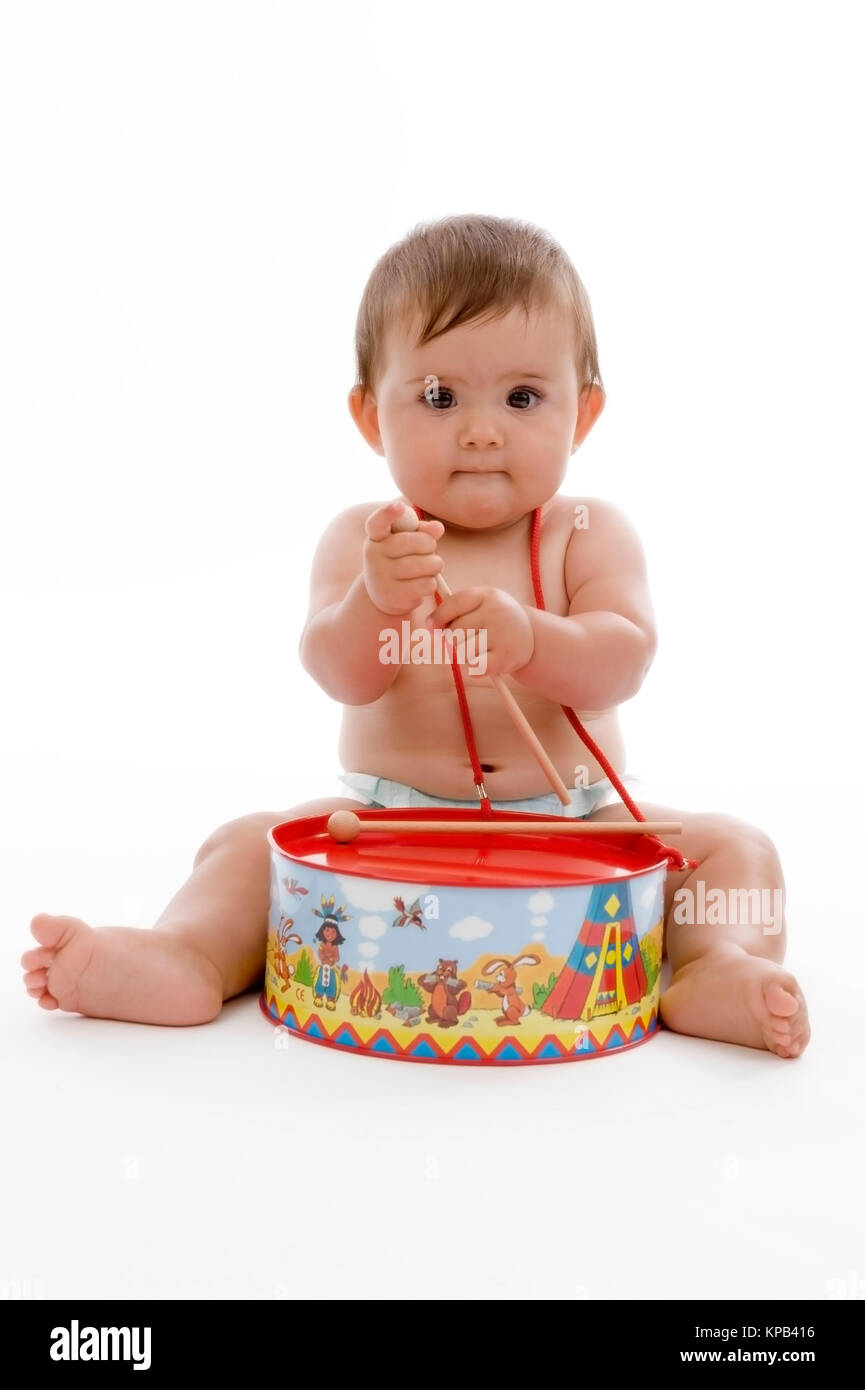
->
[{"left": 350, "top": 970, "right": 382, "bottom": 1019}]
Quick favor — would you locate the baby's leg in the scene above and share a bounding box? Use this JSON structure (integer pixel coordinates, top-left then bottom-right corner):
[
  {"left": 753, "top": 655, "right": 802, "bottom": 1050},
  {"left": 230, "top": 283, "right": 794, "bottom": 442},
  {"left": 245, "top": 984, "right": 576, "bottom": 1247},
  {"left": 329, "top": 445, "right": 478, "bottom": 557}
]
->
[
  {"left": 21, "top": 798, "right": 365, "bottom": 1027},
  {"left": 587, "top": 801, "right": 810, "bottom": 1057}
]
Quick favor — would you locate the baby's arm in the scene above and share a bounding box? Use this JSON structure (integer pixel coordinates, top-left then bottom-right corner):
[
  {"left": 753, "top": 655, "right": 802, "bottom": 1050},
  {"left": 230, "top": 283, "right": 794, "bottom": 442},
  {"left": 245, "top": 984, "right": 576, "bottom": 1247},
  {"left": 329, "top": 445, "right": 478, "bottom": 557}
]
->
[
  {"left": 299, "top": 501, "right": 443, "bottom": 704},
  {"left": 516, "top": 499, "right": 658, "bottom": 710}
]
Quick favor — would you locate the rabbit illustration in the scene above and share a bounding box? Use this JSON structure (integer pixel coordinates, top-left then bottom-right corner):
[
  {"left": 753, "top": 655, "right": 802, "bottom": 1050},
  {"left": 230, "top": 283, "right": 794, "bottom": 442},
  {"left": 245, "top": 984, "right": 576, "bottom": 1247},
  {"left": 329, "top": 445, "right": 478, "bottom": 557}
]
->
[
  {"left": 474, "top": 954, "right": 541, "bottom": 1026},
  {"left": 272, "top": 917, "right": 303, "bottom": 990}
]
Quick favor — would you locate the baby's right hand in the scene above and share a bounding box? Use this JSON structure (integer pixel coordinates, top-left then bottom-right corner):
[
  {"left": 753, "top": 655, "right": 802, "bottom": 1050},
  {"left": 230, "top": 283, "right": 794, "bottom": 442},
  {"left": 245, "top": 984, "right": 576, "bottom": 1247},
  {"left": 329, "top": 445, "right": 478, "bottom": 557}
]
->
[{"left": 363, "top": 500, "right": 445, "bottom": 616}]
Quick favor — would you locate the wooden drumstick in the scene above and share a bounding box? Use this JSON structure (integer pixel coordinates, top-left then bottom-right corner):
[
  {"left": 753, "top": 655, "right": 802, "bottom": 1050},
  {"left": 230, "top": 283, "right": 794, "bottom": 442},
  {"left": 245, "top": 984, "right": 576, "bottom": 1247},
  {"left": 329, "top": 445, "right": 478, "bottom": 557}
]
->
[
  {"left": 327, "top": 810, "right": 681, "bottom": 843},
  {"left": 392, "top": 504, "right": 573, "bottom": 806}
]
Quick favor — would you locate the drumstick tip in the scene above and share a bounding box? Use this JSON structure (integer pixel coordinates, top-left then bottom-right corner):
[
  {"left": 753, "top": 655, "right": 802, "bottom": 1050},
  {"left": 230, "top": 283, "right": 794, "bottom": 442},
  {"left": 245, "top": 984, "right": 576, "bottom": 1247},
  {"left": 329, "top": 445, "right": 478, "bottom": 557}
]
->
[
  {"left": 328, "top": 810, "right": 362, "bottom": 843},
  {"left": 391, "top": 505, "right": 419, "bottom": 533}
]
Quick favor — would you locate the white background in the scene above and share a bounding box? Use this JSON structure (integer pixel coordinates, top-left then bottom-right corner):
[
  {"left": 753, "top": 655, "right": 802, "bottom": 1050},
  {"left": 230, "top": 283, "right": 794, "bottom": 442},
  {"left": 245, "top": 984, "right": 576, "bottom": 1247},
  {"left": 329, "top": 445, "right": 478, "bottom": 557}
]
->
[{"left": 2, "top": 0, "right": 863, "bottom": 1303}]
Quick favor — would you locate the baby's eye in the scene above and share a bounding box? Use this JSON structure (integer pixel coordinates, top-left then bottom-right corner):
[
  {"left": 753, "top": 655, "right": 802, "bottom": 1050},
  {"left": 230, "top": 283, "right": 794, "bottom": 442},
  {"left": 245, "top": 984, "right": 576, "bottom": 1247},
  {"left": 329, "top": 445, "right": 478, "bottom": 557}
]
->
[
  {"left": 419, "top": 387, "right": 456, "bottom": 410},
  {"left": 507, "top": 388, "right": 541, "bottom": 409}
]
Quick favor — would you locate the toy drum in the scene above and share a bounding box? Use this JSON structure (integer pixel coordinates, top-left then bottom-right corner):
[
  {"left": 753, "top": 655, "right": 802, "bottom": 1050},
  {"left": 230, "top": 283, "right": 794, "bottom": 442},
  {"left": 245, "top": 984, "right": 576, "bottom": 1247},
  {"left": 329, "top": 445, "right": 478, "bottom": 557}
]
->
[{"left": 260, "top": 808, "right": 668, "bottom": 1065}]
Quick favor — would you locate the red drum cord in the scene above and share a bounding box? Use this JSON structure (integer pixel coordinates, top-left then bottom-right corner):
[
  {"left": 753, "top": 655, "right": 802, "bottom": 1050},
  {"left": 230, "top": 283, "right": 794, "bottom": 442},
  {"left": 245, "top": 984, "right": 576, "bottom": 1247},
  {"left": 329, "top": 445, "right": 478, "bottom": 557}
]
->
[{"left": 412, "top": 503, "right": 694, "bottom": 872}]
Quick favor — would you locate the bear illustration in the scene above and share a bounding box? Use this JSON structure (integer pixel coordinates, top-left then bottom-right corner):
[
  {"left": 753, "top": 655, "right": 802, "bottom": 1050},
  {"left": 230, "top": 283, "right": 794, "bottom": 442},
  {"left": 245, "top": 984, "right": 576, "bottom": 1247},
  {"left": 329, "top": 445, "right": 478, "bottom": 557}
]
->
[{"left": 418, "top": 958, "right": 472, "bottom": 1028}]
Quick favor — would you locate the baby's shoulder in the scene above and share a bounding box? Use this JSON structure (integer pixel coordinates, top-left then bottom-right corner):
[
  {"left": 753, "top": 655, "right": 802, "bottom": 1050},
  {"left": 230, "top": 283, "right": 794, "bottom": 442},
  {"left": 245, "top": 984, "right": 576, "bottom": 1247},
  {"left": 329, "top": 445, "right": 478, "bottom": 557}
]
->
[
  {"left": 552, "top": 493, "right": 645, "bottom": 551},
  {"left": 551, "top": 494, "right": 649, "bottom": 584},
  {"left": 312, "top": 500, "right": 392, "bottom": 547},
  {"left": 551, "top": 492, "right": 640, "bottom": 536}
]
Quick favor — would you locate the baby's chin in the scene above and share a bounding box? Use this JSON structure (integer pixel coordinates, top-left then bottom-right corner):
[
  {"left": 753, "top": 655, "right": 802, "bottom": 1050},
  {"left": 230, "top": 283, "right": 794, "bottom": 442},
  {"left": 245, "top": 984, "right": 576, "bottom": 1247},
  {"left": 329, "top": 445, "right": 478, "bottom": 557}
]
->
[{"left": 423, "top": 486, "right": 539, "bottom": 533}]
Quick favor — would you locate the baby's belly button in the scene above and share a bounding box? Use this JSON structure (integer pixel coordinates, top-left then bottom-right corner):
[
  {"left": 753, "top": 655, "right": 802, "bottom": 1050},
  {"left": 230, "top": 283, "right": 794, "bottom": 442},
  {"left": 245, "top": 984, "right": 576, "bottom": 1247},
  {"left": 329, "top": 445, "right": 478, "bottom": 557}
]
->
[{"left": 414, "top": 752, "right": 498, "bottom": 770}]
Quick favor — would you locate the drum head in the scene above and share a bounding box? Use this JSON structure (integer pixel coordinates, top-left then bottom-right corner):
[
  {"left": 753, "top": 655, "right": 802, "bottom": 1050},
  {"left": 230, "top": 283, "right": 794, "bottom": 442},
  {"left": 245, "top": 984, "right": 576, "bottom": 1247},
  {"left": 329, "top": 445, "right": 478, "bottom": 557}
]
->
[{"left": 269, "top": 807, "right": 666, "bottom": 888}]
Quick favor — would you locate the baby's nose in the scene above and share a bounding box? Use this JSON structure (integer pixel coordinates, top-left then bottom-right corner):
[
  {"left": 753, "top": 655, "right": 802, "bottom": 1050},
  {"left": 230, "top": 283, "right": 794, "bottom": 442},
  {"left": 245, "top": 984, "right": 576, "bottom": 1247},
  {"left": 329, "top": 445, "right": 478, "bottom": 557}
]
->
[{"left": 458, "top": 413, "right": 504, "bottom": 446}]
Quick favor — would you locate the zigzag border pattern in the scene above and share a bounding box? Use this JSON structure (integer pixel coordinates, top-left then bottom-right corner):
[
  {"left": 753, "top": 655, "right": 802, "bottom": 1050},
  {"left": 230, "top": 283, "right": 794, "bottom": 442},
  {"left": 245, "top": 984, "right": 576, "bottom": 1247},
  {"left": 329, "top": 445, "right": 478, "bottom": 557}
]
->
[{"left": 259, "top": 990, "right": 660, "bottom": 1066}]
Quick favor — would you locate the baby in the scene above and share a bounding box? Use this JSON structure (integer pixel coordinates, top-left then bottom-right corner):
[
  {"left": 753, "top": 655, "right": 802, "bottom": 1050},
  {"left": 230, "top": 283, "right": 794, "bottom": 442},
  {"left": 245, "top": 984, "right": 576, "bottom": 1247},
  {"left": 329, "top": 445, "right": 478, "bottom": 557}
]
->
[{"left": 22, "top": 214, "right": 809, "bottom": 1058}]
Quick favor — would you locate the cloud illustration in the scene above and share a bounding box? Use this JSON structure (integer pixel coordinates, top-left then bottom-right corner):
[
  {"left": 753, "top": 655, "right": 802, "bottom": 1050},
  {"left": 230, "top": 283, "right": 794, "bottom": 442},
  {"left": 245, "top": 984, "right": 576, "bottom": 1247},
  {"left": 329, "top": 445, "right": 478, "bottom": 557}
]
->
[
  {"left": 336, "top": 876, "right": 430, "bottom": 911},
  {"left": 359, "top": 914, "right": 388, "bottom": 939},
  {"left": 449, "top": 915, "right": 494, "bottom": 942},
  {"left": 358, "top": 941, "right": 380, "bottom": 959},
  {"left": 531, "top": 915, "right": 548, "bottom": 927},
  {"left": 528, "top": 890, "right": 555, "bottom": 914}
]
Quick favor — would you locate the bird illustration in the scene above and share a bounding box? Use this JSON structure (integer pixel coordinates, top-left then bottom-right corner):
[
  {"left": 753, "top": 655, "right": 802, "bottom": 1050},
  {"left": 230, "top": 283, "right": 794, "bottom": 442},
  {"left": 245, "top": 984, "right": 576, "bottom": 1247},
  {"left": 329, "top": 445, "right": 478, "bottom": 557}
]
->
[
  {"left": 392, "top": 896, "right": 426, "bottom": 930},
  {"left": 281, "top": 876, "right": 309, "bottom": 899}
]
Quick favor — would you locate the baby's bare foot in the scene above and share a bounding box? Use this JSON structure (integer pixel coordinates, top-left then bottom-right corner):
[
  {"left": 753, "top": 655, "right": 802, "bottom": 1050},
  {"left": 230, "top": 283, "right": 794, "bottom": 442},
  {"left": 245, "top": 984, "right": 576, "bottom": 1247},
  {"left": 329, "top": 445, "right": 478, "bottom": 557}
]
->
[
  {"left": 660, "top": 942, "right": 810, "bottom": 1058},
  {"left": 22, "top": 914, "right": 97, "bottom": 1013},
  {"left": 21, "top": 913, "right": 223, "bottom": 1025}
]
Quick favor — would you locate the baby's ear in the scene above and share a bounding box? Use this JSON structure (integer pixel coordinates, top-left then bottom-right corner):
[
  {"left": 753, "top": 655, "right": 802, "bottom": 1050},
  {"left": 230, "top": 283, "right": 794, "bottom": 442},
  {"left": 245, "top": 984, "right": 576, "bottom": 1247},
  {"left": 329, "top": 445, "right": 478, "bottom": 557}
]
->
[
  {"left": 348, "top": 386, "right": 385, "bottom": 455},
  {"left": 572, "top": 383, "right": 605, "bottom": 450}
]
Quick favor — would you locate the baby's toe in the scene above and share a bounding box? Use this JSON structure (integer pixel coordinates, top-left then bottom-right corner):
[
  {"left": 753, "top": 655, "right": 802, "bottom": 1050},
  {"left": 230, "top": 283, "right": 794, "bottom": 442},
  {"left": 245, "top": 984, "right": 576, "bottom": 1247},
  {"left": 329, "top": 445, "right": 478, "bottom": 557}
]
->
[
  {"left": 24, "top": 969, "right": 49, "bottom": 996},
  {"left": 763, "top": 979, "right": 799, "bottom": 1018},
  {"left": 787, "top": 1011, "right": 811, "bottom": 1055},
  {"left": 29, "top": 913, "right": 72, "bottom": 950},
  {"left": 20, "top": 946, "right": 54, "bottom": 971},
  {"left": 765, "top": 1016, "right": 794, "bottom": 1045}
]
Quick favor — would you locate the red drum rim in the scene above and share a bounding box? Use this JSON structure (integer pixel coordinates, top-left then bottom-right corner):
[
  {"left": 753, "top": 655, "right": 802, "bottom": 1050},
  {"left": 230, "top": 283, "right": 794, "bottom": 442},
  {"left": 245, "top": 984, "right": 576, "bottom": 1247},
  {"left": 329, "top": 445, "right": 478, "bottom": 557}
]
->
[{"left": 268, "top": 807, "right": 668, "bottom": 889}]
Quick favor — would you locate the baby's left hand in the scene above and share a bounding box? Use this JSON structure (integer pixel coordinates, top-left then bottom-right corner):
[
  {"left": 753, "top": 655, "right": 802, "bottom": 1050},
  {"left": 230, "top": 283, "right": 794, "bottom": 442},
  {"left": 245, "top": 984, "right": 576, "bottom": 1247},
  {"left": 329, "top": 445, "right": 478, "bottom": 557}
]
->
[{"left": 427, "top": 586, "right": 535, "bottom": 678}]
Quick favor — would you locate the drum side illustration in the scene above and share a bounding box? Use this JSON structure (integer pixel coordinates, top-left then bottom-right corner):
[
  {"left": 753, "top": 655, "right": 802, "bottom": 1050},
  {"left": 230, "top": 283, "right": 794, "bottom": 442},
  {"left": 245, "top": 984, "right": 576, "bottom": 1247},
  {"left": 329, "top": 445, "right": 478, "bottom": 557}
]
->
[{"left": 260, "top": 809, "right": 667, "bottom": 1065}]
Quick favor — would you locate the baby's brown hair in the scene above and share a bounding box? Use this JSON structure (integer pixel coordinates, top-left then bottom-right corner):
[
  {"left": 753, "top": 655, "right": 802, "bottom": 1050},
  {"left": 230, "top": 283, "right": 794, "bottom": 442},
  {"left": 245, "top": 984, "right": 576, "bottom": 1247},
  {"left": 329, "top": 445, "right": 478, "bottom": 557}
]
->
[{"left": 353, "top": 213, "right": 603, "bottom": 402}]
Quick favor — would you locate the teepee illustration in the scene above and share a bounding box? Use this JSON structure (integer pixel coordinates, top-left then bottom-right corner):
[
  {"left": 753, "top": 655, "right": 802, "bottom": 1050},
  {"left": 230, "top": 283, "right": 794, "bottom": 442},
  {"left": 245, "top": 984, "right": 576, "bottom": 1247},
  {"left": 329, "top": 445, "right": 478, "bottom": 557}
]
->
[{"left": 541, "top": 881, "right": 648, "bottom": 1022}]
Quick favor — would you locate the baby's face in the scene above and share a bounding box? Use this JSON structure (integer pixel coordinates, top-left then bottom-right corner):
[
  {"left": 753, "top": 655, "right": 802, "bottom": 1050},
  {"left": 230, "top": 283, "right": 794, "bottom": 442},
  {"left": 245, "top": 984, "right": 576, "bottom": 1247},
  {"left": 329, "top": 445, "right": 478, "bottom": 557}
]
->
[{"left": 355, "top": 301, "right": 597, "bottom": 531}]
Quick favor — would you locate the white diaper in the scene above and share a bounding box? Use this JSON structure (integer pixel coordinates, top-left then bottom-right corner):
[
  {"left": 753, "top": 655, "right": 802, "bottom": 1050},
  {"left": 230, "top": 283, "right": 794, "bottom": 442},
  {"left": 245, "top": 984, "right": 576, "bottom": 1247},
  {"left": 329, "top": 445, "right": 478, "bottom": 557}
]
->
[{"left": 333, "top": 770, "right": 650, "bottom": 819}]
